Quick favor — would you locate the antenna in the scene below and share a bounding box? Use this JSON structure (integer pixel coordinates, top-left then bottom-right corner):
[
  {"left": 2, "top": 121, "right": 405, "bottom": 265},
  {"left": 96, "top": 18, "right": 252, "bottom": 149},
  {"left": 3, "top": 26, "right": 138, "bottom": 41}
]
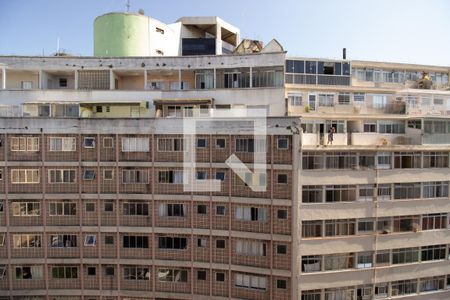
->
[
  {"left": 125, "top": 0, "right": 130, "bottom": 12},
  {"left": 57, "top": 38, "right": 60, "bottom": 54}
]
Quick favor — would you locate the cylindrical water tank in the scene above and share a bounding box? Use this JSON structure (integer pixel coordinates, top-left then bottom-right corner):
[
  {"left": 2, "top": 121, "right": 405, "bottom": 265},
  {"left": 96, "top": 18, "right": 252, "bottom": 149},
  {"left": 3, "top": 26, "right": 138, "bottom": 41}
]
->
[{"left": 94, "top": 12, "right": 150, "bottom": 56}]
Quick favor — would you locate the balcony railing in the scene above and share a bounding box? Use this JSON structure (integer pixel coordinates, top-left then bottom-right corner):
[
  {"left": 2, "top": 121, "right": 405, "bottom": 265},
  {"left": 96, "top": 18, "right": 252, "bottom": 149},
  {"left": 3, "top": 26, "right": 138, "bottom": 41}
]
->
[{"left": 286, "top": 74, "right": 351, "bottom": 86}]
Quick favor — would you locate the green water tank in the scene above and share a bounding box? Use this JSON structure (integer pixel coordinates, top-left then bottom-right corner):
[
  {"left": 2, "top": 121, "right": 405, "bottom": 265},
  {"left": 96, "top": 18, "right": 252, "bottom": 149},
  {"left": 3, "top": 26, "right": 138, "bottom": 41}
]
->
[{"left": 94, "top": 12, "right": 150, "bottom": 56}]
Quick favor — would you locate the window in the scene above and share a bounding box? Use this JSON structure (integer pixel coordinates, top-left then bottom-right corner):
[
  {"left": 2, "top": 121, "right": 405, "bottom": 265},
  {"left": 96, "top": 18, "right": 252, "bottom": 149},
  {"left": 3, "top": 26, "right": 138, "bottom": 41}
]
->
[
  {"left": 324, "top": 253, "right": 354, "bottom": 271},
  {"left": 302, "top": 256, "right": 321, "bottom": 272},
  {"left": 362, "top": 155, "right": 380, "bottom": 170},
  {"left": 394, "top": 152, "right": 421, "bottom": 168},
  {"left": 157, "top": 269, "right": 187, "bottom": 282},
  {"left": 197, "top": 238, "right": 207, "bottom": 247},
  {"left": 394, "top": 183, "right": 421, "bottom": 200},
  {"left": 357, "top": 252, "right": 373, "bottom": 268},
  {"left": 13, "top": 234, "right": 41, "bottom": 249},
  {"left": 423, "top": 181, "right": 449, "bottom": 198},
  {"left": 277, "top": 174, "right": 288, "bottom": 184},
  {"left": 235, "top": 273, "right": 266, "bottom": 290},
  {"left": 105, "top": 266, "right": 114, "bottom": 276},
  {"left": 96, "top": 106, "right": 103, "bottom": 113},
  {"left": 318, "top": 94, "right": 334, "bottom": 107},
  {"left": 156, "top": 27, "right": 164, "bottom": 34},
  {"left": 51, "top": 266, "right": 78, "bottom": 279},
  {"left": 103, "top": 169, "right": 113, "bottom": 180},
  {"left": 49, "top": 137, "right": 76, "bottom": 151},
  {"left": 422, "top": 213, "right": 447, "bottom": 230},
  {"left": 158, "top": 203, "right": 186, "bottom": 217},
  {"left": 58, "top": 78, "right": 67, "bottom": 87},
  {"left": 421, "top": 244, "right": 446, "bottom": 261},
  {"left": 158, "top": 237, "right": 187, "bottom": 250},
  {"left": 325, "top": 219, "right": 356, "bottom": 236},
  {"left": 235, "top": 240, "right": 266, "bottom": 256},
  {"left": 48, "top": 169, "right": 76, "bottom": 183},
  {"left": 235, "top": 207, "right": 267, "bottom": 221},
  {"left": 363, "top": 122, "right": 376, "bottom": 133},
  {"left": 216, "top": 205, "right": 225, "bottom": 215},
  {"left": 372, "top": 95, "right": 387, "bottom": 108},
  {"left": 420, "top": 276, "right": 445, "bottom": 292},
  {"left": 392, "top": 247, "right": 419, "bottom": 264},
  {"left": 377, "top": 153, "right": 391, "bottom": 169},
  {"left": 85, "top": 202, "right": 95, "bottom": 212},
  {"left": 197, "top": 270, "right": 206, "bottom": 280},
  {"left": 49, "top": 202, "right": 76, "bottom": 216},
  {"left": 276, "top": 244, "right": 287, "bottom": 255},
  {"left": 10, "top": 137, "right": 39, "bottom": 151},
  {"left": 358, "top": 185, "right": 374, "bottom": 201},
  {"left": 378, "top": 122, "right": 405, "bottom": 134},
  {"left": 12, "top": 202, "right": 40, "bottom": 216},
  {"left": 157, "top": 138, "right": 183, "bottom": 152},
  {"left": 123, "top": 202, "right": 149, "bottom": 216},
  {"left": 50, "top": 234, "right": 77, "bottom": 248},
  {"left": 353, "top": 92, "right": 365, "bottom": 102},
  {"left": 104, "top": 201, "right": 114, "bottom": 212},
  {"left": 301, "top": 290, "right": 321, "bottom": 300},
  {"left": 374, "top": 283, "right": 388, "bottom": 298},
  {"left": 123, "top": 235, "right": 149, "bottom": 248},
  {"left": 123, "top": 266, "right": 149, "bottom": 280},
  {"left": 358, "top": 219, "right": 374, "bottom": 233},
  {"left": 197, "top": 204, "right": 207, "bottom": 214},
  {"left": 103, "top": 137, "right": 114, "bottom": 148},
  {"left": 338, "top": 93, "right": 351, "bottom": 105},
  {"left": 84, "top": 235, "right": 96, "bottom": 246},
  {"left": 277, "top": 279, "right": 287, "bottom": 289},
  {"left": 235, "top": 138, "right": 266, "bottom": 153},
  {"left": 104, "top": 235, "right": 114, "bottom": 245},
  {"left": 196, "top": 138, "right": 207, "bottom": 148},
  {"left": 215, "top": 138, "right": 226, "bottom": 148},
  {"left": 325, "top": 152, "right": 356, "bottom": 169},
  {"left": 83, "top": 169, "right": 96, "bottom": 180},
  {"left": 302, "top": 221, "right": 322, "bottom": 238},
  {"left": 87, "top": 267, "right": 96, "bottom": 276},
  {"left": 122, "top": 169, "right": 148, "bottom": 183},
  {"left": 15, "top": 266, "right": 43, "bottom": 279},
  {"left": 391, "top": 279, "right": 417, "bottom": 296},
  {"left": 215, "top": 172, "right": 225, "bottom": 181},
  {"left": 288, "top": 94, "right": 302, "bottom": 106},
  {"left": 277, "top": 138, "right": 289, "bottom": 149},
  {"left": 216, "top": 272, "right": 225, "bottom": 281},
  {"left": 83, "top": 137, "right": 95, "bottom": 148},
  {"left": 157, "top": 170, "right": 183, "bottom": 184},
  {"left": 393, "top": 215, "right": 420, "bottom": 232},
  {"left": 11, "top": 169, "right": 40, "bottom": 183},
  {"left": 377, "top": 184, "right": 391, "bottom": 201},
  {"left": 302, "top": 185, "right": 323, "bottom": 203},
  {"left": 423, "top": 152, "right": 449, "bottom": 168},
  {"left": 216, "top": 240, "right": 225, "bottom": 249},
  {"left": 121, "top": 137, "right": 149, "bottom": 152},
  {"left": 325, "top": 185, "right": 356, "bottom": 202},
  {"left": 277, "top": 209, "right": 288, "bottom": 220},
  {"left": 196, "top": 171, "right": 207, "bottom": 180},
  {"left": 21, "top": 81, "right": 33, "bottom": 89},
  {"left": 376, "top": 251, "right": 390, "bottom": 265}
]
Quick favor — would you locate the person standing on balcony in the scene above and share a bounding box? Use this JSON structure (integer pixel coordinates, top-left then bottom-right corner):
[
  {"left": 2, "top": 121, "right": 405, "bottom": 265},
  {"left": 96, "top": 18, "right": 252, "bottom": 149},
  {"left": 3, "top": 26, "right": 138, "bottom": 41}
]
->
[{"left": 327, "top": 126, "right": 335, "bottom": 145}]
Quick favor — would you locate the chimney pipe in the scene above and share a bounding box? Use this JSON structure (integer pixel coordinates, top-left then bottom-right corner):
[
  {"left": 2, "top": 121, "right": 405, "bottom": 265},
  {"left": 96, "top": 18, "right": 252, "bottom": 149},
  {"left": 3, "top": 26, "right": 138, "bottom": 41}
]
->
[{"left": 343, "top": 48, "right": 347, "bottom": 60}]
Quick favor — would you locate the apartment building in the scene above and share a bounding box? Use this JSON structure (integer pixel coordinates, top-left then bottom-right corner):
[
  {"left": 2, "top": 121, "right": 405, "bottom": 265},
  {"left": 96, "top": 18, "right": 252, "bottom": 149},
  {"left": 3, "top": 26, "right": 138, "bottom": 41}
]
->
[
  {"left": 1, "top": 10, "right": 450, "bottom": 300},
  {"left": 285, "top": 57, "right": 450, "bottom": 300}
]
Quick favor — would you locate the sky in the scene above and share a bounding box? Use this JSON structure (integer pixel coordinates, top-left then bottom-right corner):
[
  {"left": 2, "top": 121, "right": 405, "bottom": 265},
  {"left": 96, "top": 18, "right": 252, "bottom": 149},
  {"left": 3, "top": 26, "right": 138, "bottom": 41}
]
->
[{"left": 0, "top": 0, "right": 449, "bottom": 66}]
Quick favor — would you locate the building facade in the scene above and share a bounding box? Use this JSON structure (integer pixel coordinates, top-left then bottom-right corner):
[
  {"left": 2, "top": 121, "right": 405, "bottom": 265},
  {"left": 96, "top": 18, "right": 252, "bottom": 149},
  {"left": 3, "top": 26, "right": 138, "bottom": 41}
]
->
[{"left": 0, "top": 11, "right": 450, "bottom": 300}]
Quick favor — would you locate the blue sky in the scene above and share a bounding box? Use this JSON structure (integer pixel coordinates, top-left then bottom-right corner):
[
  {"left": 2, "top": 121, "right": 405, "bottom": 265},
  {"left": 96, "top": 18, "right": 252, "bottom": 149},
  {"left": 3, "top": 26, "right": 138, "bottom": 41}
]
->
[{"left": 0, "top": 0, "right": 449, "bottom": 66}]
